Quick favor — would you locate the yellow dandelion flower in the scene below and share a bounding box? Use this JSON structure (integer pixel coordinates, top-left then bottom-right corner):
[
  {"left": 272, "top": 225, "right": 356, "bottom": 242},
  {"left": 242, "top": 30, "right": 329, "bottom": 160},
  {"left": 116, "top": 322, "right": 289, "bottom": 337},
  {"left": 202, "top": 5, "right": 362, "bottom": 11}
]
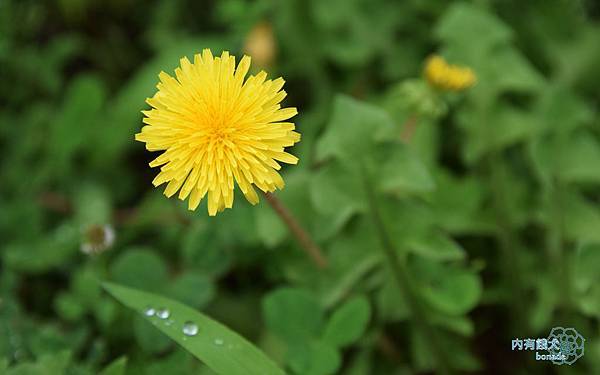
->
[
  {"left": 424, "top": 55, "right": 476, "bottom": 91},
  {"left": 135, "top": 49, "right": 300, "bottom": 216}
]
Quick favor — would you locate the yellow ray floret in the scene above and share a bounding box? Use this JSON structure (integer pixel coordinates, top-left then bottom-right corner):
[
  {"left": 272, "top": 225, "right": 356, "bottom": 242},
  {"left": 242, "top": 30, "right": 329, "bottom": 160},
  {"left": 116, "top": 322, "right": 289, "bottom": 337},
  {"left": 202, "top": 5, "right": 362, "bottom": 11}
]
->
[
  {"left": 424, "top": 55, "right": 476, "bottom": 92},
  {"left": 135, "top": 49, "right": 300, "bottom": 216}
]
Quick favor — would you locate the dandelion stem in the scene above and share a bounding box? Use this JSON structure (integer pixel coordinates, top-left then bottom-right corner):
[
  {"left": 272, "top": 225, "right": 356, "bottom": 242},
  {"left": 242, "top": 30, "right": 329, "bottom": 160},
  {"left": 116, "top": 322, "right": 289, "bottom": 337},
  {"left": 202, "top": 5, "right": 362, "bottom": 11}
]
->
[
  {"left": 400, "top": 115, "right": 419, "bottom": 143},
  {"left": 262, "top": 192, "right": 328, "bottom": 268},
  {"left": 361, "top": 166, "right": 452, "bottom": 375}
]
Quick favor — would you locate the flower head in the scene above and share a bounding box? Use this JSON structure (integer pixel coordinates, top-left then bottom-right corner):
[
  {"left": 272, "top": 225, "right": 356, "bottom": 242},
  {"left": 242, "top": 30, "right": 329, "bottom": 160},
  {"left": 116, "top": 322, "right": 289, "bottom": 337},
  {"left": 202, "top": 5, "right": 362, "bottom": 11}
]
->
[
  {"left": 424, "top": 55, "right": 476, "bottom": 91},
  {"left": 135, "top": 49, "right": 300, "bottom": 216}
]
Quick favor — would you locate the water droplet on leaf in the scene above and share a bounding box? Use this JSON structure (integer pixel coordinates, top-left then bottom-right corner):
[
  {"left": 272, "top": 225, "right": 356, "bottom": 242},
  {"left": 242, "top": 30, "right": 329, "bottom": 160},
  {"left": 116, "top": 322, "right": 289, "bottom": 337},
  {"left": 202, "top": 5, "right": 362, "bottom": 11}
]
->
[
  {"left": 156, "top": 308, "right": 170, "bottom": 319},
  {"left": 182, "top": 321, "right": 198, "bottom": 336},
  {"left": 144, "top": 307, "right": 156, "bottom": 316}
]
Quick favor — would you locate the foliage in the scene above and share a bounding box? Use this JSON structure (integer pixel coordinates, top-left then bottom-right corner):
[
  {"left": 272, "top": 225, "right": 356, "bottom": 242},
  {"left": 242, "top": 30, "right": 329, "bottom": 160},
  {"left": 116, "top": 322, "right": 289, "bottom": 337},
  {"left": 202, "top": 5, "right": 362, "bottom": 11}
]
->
[{"left": 2, "top": 0, "right": 600, "bottom": 374}]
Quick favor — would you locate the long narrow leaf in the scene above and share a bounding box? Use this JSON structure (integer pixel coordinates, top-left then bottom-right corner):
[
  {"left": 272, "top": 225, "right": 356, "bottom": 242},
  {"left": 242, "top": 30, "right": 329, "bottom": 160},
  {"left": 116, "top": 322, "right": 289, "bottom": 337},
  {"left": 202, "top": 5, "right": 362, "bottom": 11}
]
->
[{"left": 103, "top": 282, "right": 285, "bottom": 375}]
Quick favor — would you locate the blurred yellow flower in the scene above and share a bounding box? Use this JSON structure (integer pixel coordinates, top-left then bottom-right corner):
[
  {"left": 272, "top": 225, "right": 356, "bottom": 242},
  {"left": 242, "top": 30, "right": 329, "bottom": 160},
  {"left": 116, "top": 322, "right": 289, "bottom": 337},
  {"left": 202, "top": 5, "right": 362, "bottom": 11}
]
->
[
  {"left": 243, "top": 21, "right": 276, "bottom": 67},
  {"left": 424, "top": 55, "right": 476, "bottom": 91},
  {"left": 135, "top": 49, "right": 300, "bottom": 216}
]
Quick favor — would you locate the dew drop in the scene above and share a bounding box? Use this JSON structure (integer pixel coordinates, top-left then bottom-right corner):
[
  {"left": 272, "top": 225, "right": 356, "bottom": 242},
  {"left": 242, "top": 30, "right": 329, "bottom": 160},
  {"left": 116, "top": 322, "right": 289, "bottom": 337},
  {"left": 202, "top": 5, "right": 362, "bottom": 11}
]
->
[
  {"left": 182, "top": 321, "right": 199, "bottom": 336},
  {"left": 156, "top": 308, "right": 170, "bottom": 319},
  {"left": 144, "top": 307, "right": 156, "bottom": 317},
  {"left": 214, "top": 338, "right": 224, "bottom": 346}
]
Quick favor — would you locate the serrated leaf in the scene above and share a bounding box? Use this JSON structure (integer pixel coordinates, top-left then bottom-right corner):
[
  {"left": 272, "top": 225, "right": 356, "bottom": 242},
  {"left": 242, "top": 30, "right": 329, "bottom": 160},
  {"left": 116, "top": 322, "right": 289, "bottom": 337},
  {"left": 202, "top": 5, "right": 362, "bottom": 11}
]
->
[
  {"left": 103, "top": 282, "right": 285, "bottom": 375},
  {"left": 315, "top": 95, "right": 395, "bottom": 163}
]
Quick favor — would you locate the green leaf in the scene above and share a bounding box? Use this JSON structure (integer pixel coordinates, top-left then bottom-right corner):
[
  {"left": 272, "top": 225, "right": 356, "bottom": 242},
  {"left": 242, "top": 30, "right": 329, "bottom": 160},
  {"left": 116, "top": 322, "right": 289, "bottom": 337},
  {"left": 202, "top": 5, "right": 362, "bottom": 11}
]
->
[
  {"left": 263, "top": 287, "right": 324, "bottom": 343},
  {"left": 99, "top": 356, "right": 127, "bottom": 375},
  {"left": 406, "top": 231, "right": 465, "bottom": 261},
  {"left": 315, "top": 95, "right": 395, "bottom": 163},
  {"left": 110, "top": 248, "right": 168, "bottom": 291},
  {"left": 435, "top": 3, "right": 512, "bottom": 52},
  {"left": 168, "top": 273, "right": 215, "bottom": 309},
  {"left": 562, "top": 191, "right": 600, "bottom": 242},
  {"left": 322, "top": 296, "right": 371, "bottom": 348},
  {"left": 533, "top": 131, "right": 600, "bottom": 184},
  {"left": 288, "top": 340, "right": 341, "bottom": 375},
  {"left": 461, "top": 104, "right": 540, "bottom": 162},
  {"left": 103, "top": 282, "right": 285, "bottom": 375},
  {"left": 310, "top": 161, "right": 365, "bottom": 238},
  {"left": 410, "top": 257, "right": 482, "bottom": 316},
  {"left": 54, "top": 292, "right": 85, "bottom": 321},
  {"left": 376, "top": 273, "right": 411, "bottom": 322},
  {"left": 73, "top": 184, "right": 112, "bottom": 226},
  {"left": 376, "top": 143, "right": 435, "bottom": 195},
  {"left": 7, "top": 350, "right": 72, "bottom": 375},
  {"left": 3, "top": 222, "right": 79, "bottom": 274},
  {"left": 180, "top": 221, "right": 232, "bottom": 277},
  {"left": 575, "top": 243, "right": 600, "bottom": 293},
  {"left": 134, "top": 314, "right": 173, "bottom": 354},
  {"left": 49, "top": 74, "right": 106, "bottom": 166},
  {"left": 429, "top": 170, "right": 491, "bottom": 234},
  {"left": 536, "top": 86, "right": 593, "bottom": 133}
]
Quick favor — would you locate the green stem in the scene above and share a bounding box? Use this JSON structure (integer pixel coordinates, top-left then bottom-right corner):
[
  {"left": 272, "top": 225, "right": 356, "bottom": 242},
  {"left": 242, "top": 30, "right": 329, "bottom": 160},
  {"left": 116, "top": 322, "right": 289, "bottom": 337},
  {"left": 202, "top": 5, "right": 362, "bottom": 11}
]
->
[
  {"left": 547, "top": 177, "right": 571, "bottom": 315},
  {"left": 479, "top": 94, "right": 525, "bottom": 329},
  {"left": 488, "top": 154, "right": 526, "bottom": 327},
  {"left": 361, "top": 166, "right": 452, "bottom": 375}
]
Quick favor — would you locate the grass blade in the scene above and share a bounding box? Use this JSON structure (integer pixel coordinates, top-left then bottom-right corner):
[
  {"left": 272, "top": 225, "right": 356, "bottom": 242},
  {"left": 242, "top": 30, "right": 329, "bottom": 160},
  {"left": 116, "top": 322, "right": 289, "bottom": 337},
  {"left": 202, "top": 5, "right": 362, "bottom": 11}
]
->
[{"left": 103, "top": 282, "right": 285, "bottom": 375}]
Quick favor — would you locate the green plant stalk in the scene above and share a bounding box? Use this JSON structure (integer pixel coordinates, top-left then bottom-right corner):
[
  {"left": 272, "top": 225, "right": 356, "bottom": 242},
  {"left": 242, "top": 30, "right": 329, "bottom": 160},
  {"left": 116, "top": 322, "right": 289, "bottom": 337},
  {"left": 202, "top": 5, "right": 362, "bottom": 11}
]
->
[
  {"left": 547, "top": 177, "right": 572, "bottom": 315},
  {"left": 479, "top": 94, "right": 526, "bottom": 329},
  {"left": 487, "top": 154, "right": 526, "bottom": 327},
  {"left": 361, "top": 166, "right": 452, "bottom": 375}
]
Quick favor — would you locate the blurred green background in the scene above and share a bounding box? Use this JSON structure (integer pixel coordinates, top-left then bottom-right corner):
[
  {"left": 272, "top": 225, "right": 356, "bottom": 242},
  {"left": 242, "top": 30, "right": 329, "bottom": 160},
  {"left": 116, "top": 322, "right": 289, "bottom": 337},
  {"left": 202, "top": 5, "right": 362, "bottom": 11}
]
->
[{"left": 2, "top": 0, "right": 600, "bottom": 374}]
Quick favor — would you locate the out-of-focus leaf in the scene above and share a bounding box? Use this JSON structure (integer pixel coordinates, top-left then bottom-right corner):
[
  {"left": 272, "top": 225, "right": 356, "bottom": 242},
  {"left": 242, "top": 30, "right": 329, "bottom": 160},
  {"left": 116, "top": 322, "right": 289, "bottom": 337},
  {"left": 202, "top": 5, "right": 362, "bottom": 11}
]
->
[
  {"left": 315, "top": 95, "right": 395, "bottom": 163},
  {"left": 575, "top": 243, "right": 600, "bottom": 293},
  {"left": 3, "top": 222, "right": 79, "bottom": 273},
  {"left": 406, "top": 231, "right": 465, "bottom": 261},
  {"left": 263, "top": 287, "right": 323, "bottom": 343},
  {"left": 134, "top": 315, "right": 172, "bottom": 354},
  {"left": 99, "top": 356, "right": 127, "bottom": 375},
  {"left": 49, "top": 74, "right": 106, "bottom": 167},
  {"left": 435, "top": 3, "right": 512, "bottom": 52},
  {"left": 322, "top": 296, "right": 370, "bottom": 348},
  {"left": 410, "top": 257, "right": 482, "bottom": 316},
  {"left": 310, "top": 161, "right": 365, "bottom": 238},
  {"left": 7, "top": 350, "right": 71, "bottom": 375},
  {"left": 168, "top": 273, "right": 215, "bottom": 309},
  {"left": 110, "top": 248, "right": 168, "bottom": 291},
  {"left": 180, "top": 221, "right": 232, "bottom": 277},
  {"left": 562, "top": 191, "right": 600, "bottom": 242},
  {"left": 288, "top": 340, "right": 341, "bottom": 375},
  {"left": 376, "top": 143, "right": 435, "bottom": 195}
]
